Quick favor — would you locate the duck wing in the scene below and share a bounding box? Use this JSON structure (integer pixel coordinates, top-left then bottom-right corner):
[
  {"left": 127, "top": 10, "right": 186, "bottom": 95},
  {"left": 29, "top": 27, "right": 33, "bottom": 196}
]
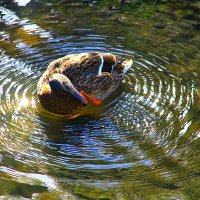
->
[
  {"left": 80, "top": 52, "right": 104, "bottom": 76},
  {"left": 46, "top": 52, "right": 104, "bottom": 78},
  {"left": 54, "top": 52, "right": 103, "bottom": 78}
]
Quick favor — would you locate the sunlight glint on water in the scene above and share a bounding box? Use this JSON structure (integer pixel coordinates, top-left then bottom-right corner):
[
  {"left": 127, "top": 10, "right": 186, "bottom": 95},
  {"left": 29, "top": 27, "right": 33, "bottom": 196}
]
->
[{"left": 0, "top": 1, "right": 200, "bottom": 199}]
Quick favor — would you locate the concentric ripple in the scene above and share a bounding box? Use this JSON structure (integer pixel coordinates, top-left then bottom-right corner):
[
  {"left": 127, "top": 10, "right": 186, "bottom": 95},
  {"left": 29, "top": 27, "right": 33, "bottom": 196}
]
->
[{"left": 0, "top": 1, "right": 200, "bottom": 199}]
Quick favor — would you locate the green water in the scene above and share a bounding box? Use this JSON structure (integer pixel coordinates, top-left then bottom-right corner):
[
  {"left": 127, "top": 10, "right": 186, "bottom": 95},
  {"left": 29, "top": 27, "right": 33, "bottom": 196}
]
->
[{"left": 0, "top": 0, "right": 200, "bottom": 199}]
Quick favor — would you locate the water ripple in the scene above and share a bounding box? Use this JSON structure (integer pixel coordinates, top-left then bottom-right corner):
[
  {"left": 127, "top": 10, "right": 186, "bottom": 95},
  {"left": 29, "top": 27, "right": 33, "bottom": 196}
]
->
[{"left": 0, "top": 2, "right": 199, "bottom": 199}]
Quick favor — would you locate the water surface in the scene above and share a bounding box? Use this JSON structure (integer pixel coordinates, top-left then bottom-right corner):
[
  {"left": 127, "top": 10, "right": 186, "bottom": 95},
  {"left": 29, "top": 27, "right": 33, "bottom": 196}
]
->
[{"left": 0, "top": 1, "right": 200, "bottom": 199}]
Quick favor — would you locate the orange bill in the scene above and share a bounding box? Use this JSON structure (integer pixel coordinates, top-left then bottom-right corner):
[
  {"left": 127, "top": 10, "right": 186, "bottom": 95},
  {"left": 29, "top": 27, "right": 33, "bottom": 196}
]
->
[{"left": 80, "top": 91, "right": 102, "bottom": 105}]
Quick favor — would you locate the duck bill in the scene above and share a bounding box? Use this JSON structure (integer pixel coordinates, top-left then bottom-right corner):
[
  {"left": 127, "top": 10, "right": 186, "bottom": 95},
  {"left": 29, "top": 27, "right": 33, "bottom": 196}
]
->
[{"left": 80, "top": 91, "right": 102, "bottom": 105}]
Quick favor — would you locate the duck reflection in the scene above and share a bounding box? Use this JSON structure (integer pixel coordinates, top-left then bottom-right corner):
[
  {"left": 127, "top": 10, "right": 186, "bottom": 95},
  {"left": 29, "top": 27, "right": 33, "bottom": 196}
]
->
[{"left": 36, "top": 90, "right": 198, "bottom": 195}]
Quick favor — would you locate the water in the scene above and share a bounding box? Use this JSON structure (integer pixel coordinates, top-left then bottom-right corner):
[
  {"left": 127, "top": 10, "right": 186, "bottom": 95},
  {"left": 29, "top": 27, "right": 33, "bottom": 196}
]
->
[{"left": 0, "top": 1, "right": 200, "bottom": 199}]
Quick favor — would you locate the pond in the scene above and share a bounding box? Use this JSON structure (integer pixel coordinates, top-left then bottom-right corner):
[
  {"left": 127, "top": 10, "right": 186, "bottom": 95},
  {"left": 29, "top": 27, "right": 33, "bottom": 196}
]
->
[{"left": 0, "top": 0, "right": 200, "bottom": 199}]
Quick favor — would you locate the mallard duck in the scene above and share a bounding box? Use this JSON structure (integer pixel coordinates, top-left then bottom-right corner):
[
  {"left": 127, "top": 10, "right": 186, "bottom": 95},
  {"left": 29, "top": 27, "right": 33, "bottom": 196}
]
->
[{"left": 37, "top": 52, "right": 133, "bottom": 116}]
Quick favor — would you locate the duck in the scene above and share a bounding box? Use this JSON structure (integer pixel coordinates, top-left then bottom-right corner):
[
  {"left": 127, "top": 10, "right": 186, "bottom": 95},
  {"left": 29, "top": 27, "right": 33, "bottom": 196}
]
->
[{"left": 37, "top": 52, "right": 133, "bottom": 116}]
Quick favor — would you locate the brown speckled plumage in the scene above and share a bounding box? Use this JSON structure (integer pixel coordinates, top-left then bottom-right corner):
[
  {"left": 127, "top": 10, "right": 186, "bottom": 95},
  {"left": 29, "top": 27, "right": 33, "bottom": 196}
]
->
[{"left": 37, "top": 52, "right": 133, "bottom": 115}]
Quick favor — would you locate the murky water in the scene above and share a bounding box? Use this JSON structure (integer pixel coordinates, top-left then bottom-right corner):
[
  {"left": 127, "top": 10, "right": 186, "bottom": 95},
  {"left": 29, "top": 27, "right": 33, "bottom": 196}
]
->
[{"left": 0, "top": 1, "right": 200, "bottom": 199}]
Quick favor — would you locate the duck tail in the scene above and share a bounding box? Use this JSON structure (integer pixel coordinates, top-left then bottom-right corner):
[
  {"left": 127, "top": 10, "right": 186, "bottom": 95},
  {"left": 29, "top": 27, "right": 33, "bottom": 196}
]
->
[{"left": 122, "top": 59, "right": 133, "bottom": 74}]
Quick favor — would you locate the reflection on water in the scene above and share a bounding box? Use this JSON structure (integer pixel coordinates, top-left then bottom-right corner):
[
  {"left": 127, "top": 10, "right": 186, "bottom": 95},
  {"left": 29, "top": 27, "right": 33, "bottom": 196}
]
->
[
  {"left": 0, "top": 0, "right": 200, "bottom": 199},
  {"left": 14, "top": 0, "right": 31, "bottom": 7}
]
